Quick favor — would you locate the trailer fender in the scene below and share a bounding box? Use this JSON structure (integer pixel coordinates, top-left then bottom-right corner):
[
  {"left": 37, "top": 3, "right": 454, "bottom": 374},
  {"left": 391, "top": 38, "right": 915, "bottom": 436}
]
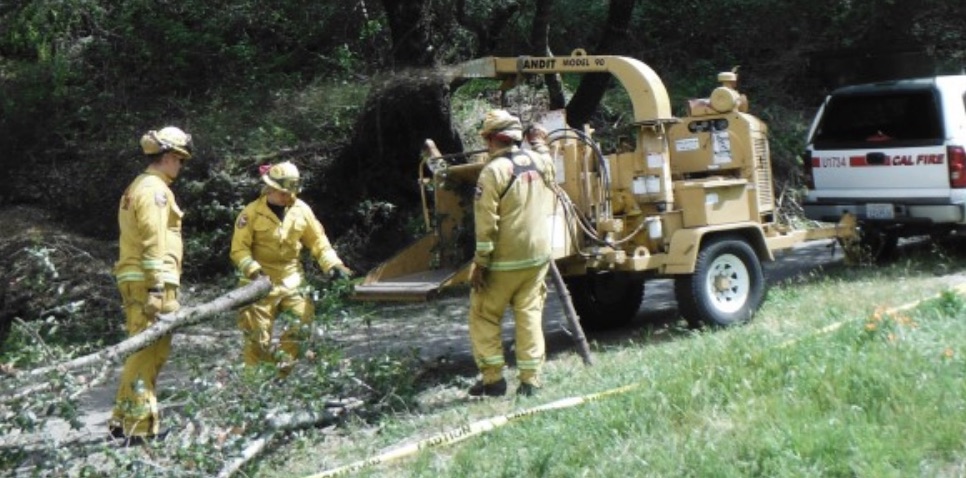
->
[{"left": 663, "top": 224, "right": 773, "bottom": 274}]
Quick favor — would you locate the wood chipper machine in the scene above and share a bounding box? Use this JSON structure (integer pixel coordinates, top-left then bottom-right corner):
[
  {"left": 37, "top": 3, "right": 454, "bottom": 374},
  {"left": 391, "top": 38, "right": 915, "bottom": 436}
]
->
[{"left": 353, "top": 49, "right": 856, "bottom": 329}]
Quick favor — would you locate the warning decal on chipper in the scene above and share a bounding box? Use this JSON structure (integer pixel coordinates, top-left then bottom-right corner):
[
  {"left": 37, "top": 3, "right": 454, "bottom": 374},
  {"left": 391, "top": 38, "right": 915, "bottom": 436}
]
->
[{"left": 675, "top": 137, "right": 700, "bottom": 152}]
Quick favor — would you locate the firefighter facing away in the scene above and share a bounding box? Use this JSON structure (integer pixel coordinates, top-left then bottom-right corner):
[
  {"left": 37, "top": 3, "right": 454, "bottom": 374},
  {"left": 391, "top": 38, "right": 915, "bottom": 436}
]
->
[
  {"left": 468, "top": 109, "right": 557, "bottom": 397},
  {"left": 230, "top": 161, "right": 352, "bottom": 372},
  {"left": 110, "top": 126, "right": 193, "bottom": 445}
]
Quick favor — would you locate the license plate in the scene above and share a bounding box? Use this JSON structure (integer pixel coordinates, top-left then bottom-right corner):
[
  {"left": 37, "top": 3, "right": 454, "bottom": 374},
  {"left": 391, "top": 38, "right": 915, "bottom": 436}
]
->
[{"left": 866, "top": 203, "right": 895, "bottom": 220}]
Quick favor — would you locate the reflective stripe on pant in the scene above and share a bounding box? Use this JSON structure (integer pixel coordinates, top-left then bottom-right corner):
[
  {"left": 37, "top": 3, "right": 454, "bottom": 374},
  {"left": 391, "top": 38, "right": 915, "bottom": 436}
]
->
[
  {"left": 112, "top": 282, "right": 174, "bottom": 437},
  {"left": 469, "top": 263, "right": 549, "bottom": 385},
  {"left": 237, "top": 282, "right": 315, "bottom": 367}
]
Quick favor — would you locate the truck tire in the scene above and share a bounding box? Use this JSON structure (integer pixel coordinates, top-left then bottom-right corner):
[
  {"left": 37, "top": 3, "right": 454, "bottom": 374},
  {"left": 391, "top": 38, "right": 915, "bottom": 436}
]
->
[
  {"left": 563, "top": 271, "right": 645, "bottom": 331},
  {"left": 857, "top": 226, "right": 898, "bottom": 263},
  {"left": 675, "top": 236, "right": 764, "bottom": 327}
]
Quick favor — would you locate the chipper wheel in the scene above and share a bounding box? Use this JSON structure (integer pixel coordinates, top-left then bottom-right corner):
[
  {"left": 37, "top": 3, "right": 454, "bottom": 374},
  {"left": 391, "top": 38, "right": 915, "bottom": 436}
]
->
[{"left": 675, "top": 235, "right": 765, "bottom": 328}]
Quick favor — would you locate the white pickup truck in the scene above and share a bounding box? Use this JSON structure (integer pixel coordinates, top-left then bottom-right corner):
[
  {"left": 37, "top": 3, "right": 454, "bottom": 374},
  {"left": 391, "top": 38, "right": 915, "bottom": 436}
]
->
[{"left": 802, "top": 76, "right": 966, "bottom": 258}]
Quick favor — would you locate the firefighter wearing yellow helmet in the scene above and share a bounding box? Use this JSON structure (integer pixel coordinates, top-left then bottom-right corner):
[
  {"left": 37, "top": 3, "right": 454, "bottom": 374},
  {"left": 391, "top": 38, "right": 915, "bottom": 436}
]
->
[
  {"left": 468, "top": 109, "right": 556, "bottom": 397},
  {"left": 109, "top": 126, "right": 192, "bottom": 444},
  {"left": 230, "top": 161, "right": 352, "bottom": 372}
]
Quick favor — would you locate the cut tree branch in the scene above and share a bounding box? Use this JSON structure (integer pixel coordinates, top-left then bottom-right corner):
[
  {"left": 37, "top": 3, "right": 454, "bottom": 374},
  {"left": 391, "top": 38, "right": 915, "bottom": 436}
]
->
[
  {"left": 216, "top": 399, "right": 363, "bottom": 478},
  {"left": 0, "top": 277, "right": 271, "bottom": 399}
]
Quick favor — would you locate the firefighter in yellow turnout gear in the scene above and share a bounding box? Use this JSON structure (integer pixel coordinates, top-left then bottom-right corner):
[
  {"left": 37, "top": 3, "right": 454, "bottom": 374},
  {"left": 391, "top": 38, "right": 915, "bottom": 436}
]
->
[
  {"left": 468, "top": 110, "right": 557, "bottom": 397},
  {"left": 230, "top": 161, "right": 352, "bottom": 371},
  {"left": 110, "top": 126, "right": 193, "bottom": 444}
]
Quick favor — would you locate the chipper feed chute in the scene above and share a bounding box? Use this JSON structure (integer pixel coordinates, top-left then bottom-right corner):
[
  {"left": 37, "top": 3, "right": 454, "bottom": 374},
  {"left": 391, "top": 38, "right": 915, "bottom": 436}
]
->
[
  {"left": 351, "top": 234, "right": 473, "bottom": 301},
  {"left": 352, "top": 142, "right": 483, "bottom": 302}
]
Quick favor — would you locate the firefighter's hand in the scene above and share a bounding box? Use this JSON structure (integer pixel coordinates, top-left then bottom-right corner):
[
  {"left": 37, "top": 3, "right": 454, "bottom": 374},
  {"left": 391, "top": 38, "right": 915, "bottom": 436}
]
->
[
  {"left": 144, "top": 286, "right": 179, "bottom": 317},
  {"left": 329, "top": 264, "right": 353, "bottom": 280},
  {"left": 470, "top": 264, "right": 487, "bottom": 291}
]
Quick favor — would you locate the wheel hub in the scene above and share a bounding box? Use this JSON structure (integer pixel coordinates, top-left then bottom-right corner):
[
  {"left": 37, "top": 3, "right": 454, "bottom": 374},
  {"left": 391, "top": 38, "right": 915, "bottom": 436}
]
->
[{"left": 713, "top": 274, "right": 732, "bottom": 293}]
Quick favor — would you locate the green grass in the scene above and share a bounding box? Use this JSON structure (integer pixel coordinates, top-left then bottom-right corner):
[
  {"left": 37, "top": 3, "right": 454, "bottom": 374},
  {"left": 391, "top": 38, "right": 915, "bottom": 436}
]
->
[{"left": 265, "top": 251, "right": 966, "bottom": 478}]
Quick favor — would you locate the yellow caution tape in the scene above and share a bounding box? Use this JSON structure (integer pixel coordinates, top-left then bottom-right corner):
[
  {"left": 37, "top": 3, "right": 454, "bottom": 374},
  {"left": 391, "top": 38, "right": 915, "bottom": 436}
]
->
[{"left": 302, "top": 383, "right": 642, "bottom": 478}]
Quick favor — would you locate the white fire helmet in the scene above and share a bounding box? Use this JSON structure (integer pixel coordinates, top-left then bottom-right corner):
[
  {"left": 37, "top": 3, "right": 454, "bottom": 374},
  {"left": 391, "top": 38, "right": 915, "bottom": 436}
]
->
[
  {"left": 140, "top": 126, "right": 193, "bottom": 158},
  {"left": 261, "top": 161, "right": 301, "bottom": 194}
]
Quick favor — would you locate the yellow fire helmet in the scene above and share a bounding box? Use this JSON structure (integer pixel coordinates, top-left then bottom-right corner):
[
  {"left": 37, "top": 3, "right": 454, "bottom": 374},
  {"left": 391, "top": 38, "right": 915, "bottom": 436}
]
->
[
  {"left": 140, "top": 126, "right": 193, "bottom": 159},
  {"left": 262, "top": 161, "right": 301, "bottom": 194},
  {"left": 480, "top": 109, "right": 523, "bottom": 142}
]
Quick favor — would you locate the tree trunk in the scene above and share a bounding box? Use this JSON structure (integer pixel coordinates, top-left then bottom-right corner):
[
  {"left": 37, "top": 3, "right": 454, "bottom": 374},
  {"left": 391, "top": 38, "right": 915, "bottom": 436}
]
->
[
  {"left": 566, "top": 0, "right": 638, "bottom": 126},
  {"left": 455, "top": 0, "right": 524, "bottom": 57},
  {"left": 529, "top": 0, "right": 566, "bottom": 110},
  {"left": 380, "top": 0, "right": 435, "bottom": 68}
]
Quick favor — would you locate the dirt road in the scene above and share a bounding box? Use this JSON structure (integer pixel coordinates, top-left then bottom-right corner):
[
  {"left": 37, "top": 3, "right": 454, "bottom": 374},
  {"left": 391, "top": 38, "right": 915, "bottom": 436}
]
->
[{"left": 0, "top": 240, "right": 850, "bottom": 455}]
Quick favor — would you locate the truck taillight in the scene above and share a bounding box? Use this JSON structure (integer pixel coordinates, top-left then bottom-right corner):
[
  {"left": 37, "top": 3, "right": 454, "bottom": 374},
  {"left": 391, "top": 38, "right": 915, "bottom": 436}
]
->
[
  {"left": 948, "top": 146, "right": 966, "bottom": 188},
  {"left": 801, "top": 150, "right": 815, "bottom": 189}
]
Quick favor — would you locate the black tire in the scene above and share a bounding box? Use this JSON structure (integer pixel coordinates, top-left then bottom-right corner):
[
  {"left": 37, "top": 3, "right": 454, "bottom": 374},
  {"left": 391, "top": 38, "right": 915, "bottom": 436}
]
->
[
  {"left": 563, "top": 271, "right": 645, "bottom": 331},
  {"left": 674, "top": 236, "right": 764, "bottom": 327},
  {"left": 857, "top": 226, "right": 898, "bottom": 263}
]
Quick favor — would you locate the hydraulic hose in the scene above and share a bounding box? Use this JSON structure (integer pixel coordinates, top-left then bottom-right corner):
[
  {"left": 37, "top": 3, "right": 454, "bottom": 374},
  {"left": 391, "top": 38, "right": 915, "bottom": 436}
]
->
[{"left": 544, "top": 129, "right": 651, "bottom": 251}]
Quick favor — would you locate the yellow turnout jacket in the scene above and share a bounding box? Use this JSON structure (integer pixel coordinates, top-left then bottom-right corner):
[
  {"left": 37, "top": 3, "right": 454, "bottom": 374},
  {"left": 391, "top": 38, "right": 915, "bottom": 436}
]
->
[
  {"left": 114, "top": 169, "right": 184, "bottom": 287},
  {"left": 473, "top": 145, "right": 556, "bottom": 271},
  {"left": 230, "top": 195, "right": 343, "bottom": 282}
]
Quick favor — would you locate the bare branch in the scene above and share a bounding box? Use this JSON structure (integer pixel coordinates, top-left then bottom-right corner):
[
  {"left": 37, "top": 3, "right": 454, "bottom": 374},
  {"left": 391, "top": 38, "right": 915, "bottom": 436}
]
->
[
  {"left": 216, "top": 399, "right": 362, "bottom": 478},
  {"left": 1, "top": 277, "right": 271, "bottom": 401}
]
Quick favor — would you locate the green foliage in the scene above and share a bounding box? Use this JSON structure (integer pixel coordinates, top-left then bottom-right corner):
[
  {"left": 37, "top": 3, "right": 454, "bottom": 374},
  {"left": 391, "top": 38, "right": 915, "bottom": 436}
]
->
[
  {"left": 0, "top": 317, "right": 66, "bottom": 367},
  {"left": 4, "top": 0, "right": 961, "bottom": 242},
  {"left": 180, "top": 169, "right": 251, "bottom": 278}
]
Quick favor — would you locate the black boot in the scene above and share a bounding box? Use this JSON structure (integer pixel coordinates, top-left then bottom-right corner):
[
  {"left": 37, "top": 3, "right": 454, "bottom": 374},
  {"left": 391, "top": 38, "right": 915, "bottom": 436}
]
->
[
  {"left": 517, "top": 382, "right": 540, "bottom": 397},
  {"left": 109, "top": 425, "right": 171, "bottom": 447},
  {"left": 468, "top": 378, "right": 507, "bottom": 397}
]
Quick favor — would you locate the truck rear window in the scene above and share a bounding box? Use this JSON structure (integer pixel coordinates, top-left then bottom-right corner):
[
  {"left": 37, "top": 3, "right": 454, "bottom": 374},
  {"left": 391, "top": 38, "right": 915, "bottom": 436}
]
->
[{"left": 811, "top": 90, "right": 943, "bottom": 149}]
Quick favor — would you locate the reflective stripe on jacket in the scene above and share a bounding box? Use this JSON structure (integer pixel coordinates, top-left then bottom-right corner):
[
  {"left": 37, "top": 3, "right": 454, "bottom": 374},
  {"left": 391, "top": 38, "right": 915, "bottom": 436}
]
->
[
  {"left": 114, "top": 169, "right": 184, "bottom": 286},
  {"left": 473, "top": 145, "right": 556, "bottom": 271}
]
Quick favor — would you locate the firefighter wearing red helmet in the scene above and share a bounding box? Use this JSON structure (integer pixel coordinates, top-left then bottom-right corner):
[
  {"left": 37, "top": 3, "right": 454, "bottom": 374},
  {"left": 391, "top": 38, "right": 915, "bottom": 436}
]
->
[
  {"left": 230, "top": 161, "right": 352, "bottom": 372},
  {"left": 468, "top": 109, "right": 556, "bottom": 397},
  {"left": 109, "top": 126, "right": 193, "bottom": 445}
]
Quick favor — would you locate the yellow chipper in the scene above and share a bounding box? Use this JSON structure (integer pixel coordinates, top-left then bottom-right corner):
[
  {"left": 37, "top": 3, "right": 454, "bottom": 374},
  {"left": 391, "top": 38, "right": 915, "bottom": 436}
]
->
[{"left": 353, "top": 49, "right": 856, "bottom": 329}]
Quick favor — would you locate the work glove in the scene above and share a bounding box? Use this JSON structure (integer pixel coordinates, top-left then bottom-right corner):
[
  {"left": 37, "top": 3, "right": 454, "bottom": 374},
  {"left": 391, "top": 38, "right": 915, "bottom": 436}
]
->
[
  {"left": 247, "top": 269, "right": 266, "bottom": 280},
  {"left": 328, "top": 264, "right": 353, "bottom": 280},
  {"left": 144, "top": 285, "right": 179, "bottom": 317},
  {"left": 470, "top": 263, "right": 487, "bottom": 291}
]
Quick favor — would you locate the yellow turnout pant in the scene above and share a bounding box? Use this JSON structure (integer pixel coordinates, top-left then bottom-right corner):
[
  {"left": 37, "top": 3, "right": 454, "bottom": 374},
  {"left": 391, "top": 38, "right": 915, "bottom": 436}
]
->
[
  {"left": 237, "top": 280, "right": 315, "bottom": 368},
  {"left": 469, "top": 263, "right": 548, "bottom": 385},
  {"left": 111, "top": 282, "right": 175, "bottom": 437}
]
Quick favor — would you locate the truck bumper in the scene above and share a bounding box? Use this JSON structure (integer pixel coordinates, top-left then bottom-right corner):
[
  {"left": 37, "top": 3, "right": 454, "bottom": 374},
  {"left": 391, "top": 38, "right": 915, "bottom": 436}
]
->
[{"left": 803, "top": 203, "right": 965, "bottom": 224}]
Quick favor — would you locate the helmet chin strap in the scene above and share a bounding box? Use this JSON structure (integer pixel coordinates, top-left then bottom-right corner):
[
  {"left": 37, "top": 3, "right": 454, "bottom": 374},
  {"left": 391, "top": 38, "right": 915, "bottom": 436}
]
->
[{"left": 265, "top": 187, "right": 296, "bottom": 206}]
